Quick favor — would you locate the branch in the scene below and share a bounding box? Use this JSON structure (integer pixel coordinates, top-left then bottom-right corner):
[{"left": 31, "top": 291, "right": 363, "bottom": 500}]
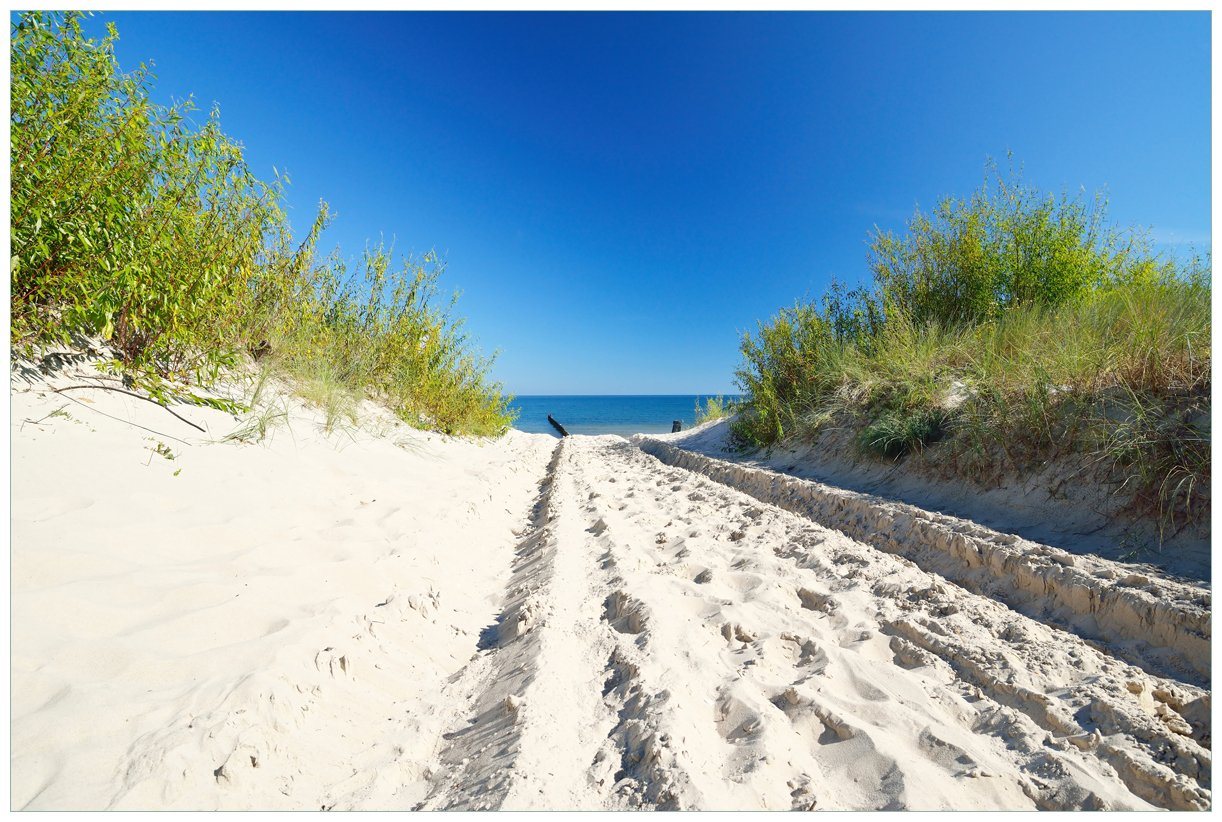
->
[
  {"left": 51, "top": 384, "right": 206, "bottom": 432},
  {"left": 48, "top": 392, "right": 192, "bottom": 446}
]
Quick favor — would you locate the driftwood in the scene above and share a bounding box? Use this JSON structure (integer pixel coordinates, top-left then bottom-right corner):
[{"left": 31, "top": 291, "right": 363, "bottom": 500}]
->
[{"left": 547, "top": 414, "right": 570, "bottom": 437}]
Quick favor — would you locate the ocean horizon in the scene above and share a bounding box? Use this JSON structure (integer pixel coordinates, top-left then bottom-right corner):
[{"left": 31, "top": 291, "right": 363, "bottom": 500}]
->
[{"left": 509, "top": 394, "right": 739, "bottom": 437}]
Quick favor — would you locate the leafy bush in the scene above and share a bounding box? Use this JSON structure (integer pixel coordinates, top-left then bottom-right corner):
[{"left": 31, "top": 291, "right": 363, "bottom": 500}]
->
[
  {"left": 732, "top": 161, "right": 1210, "bottom": 528},
  {"left": 10, "top": 11, "right": 513, "bottom": 436},
  {"left": 11, "top": 12, "right": 281, "bottom": 381},
  {"left": 867, "top": 157, "right": 1166, "bottom": 328}
]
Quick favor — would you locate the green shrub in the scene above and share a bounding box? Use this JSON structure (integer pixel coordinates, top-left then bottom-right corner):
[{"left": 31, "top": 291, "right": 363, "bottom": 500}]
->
[
  {"left": 867, "top": 157, "right": 1166, "bottom": 328},
  {"left": 732, "top": 159, "right": 1210, "bottom": 528},
  {"left": 10, "top": 11, "right": 513, "bottom": 437},
  {"left": 11, "top": 12, "right": 282, "bottom": 382}
]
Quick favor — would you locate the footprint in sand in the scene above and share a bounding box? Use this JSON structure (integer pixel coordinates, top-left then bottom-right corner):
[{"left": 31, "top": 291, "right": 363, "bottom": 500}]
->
[
  {"left": 776, "top": 633, "right": 829, "bottom": 674},
  {"left": 603, "top": 591, "right": 648, "bottom": 635},
  {"left": 720, "top": 622, "right": 757, "bottom": 645},
  {"left": 917, "top": 727, "right": 978, "bottom": 774},
  {"left": 797, "top": 587, "right": 838, "bottom": 614},
  {"left": 714, "top": 691, "right": 765, "bottom": 744}
]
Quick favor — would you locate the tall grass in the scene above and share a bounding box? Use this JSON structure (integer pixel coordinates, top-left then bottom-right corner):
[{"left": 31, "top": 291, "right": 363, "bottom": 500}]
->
[
  {"left": 10, "top": 11, "right": 513, "bottom": 436},
  {"left": 694, "top": 395, "right": 739, "bottom": 425},
  {"left": 734, "top": 162, "right": 1210, "bottom": 530}
]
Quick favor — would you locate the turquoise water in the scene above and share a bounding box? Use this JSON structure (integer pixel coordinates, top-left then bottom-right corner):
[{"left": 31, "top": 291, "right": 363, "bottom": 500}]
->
[{"left": 509, "top": 395, "right": 737, "bottom": 437}]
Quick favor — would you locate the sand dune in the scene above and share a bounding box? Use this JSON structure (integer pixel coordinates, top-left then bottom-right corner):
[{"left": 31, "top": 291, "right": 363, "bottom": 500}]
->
[
  {"left": 11, "top": 369, "right": 554, "bottom": 810},
  {"left": 10, "top": 370, "right": 1212, "bottom": 810}
]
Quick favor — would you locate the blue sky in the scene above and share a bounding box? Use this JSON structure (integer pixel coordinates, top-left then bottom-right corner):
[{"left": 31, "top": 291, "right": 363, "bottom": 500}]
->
[{"left": 87, "top": 12, "right": 1210, "bottom": 395}]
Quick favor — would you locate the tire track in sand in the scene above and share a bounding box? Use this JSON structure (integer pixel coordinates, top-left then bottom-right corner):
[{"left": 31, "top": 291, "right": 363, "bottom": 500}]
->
[
  {"left": 418, "top": 439, "right": 697, "bottom": 810},
  {"left": 421, "top": 436, "right": 1209, "bottom": 810},
  {"left": 574, "top": 438, "right": 1208, "bottom": 810},
  {"left": 634, "top": 436, "right": 1210, "bottom": 688}
]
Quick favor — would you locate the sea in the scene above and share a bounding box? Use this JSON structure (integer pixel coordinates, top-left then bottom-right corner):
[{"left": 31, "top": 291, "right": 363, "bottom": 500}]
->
[{"left": 508, "top": 395, "right": 738, "bottom": 438}]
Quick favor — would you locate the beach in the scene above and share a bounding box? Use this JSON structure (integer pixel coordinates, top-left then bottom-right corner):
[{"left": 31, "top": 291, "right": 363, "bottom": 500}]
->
[
  {"left": 9, "top": 7, "right": 1211, "bottom": 813},
  {"left": 9, "top": 366, "right": 1211, "bottom": 811}
]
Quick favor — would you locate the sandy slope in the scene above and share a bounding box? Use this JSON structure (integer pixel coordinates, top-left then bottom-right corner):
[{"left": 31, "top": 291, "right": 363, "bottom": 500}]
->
[
  {"left": 10, "top": 369, "right": 555, "bottom": 810},
  {"left": 10, "top": 371, "right": 1211, "bottom": 810}
]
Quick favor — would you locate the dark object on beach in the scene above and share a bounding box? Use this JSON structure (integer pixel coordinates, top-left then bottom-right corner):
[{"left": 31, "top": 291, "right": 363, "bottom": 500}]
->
[
  {"left": 672, "top": 420, "right": 682, "bottom": 433},
  {"left": 548, "top": 414, "right": 570, "bottom": 437},
  {"left": 249, "top": 340, "right": 272, "bottom": 360}
]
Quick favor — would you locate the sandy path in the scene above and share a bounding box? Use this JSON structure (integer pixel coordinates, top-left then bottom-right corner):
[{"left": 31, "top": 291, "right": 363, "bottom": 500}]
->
[
  {"left": 11, "top": 375, "right": 1211, "bottom": 810},
  {"left": 422, "top": 436, "right": 1210, "bottom": 811}
]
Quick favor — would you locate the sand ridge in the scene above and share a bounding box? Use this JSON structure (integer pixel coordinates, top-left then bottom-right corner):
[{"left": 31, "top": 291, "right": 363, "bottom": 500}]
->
[{"left": 635, "top": 434, "right": 1211, "bottom": 687}]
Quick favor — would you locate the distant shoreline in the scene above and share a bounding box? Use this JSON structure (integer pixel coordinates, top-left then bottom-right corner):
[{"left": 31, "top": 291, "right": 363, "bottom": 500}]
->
[{"left": 508, "top": 394, "right": 740, "bottom": 436}]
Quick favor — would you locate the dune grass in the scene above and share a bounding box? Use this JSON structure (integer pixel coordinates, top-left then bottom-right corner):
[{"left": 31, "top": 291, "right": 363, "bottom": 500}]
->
[
  {"left": 694, "top": 395, "right": 740, "bottom": 425},
  {"left": 733, "top": 162, "right": 1210, "bottom": 531},
  {"left": 10, "top": 11, "right": 514, "bottom": 436}
]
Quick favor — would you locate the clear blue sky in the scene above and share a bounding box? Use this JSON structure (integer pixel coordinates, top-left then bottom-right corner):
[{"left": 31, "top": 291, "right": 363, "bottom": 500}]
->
[{"left": 86, "top": 12, "right": 1210, "bottom": 395}]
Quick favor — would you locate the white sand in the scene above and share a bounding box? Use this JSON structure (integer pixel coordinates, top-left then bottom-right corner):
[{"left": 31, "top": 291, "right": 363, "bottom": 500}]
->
[
  {"left": 11, "top": 367, "right": 554, "bottom": 810},
  {"left": 657, "top": 416, "right": 1210, "bottom": 582},
  {"left": 10, "top": 369, "right": 1212, "bottom": 810}
]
